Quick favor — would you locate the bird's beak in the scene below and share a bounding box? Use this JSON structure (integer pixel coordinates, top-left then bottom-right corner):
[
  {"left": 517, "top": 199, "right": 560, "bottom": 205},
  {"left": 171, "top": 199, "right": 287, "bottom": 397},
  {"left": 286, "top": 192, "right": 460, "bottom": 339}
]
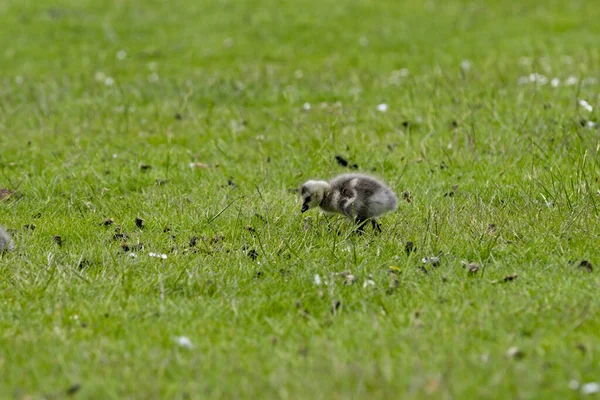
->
[{"left": 301, "top": 204, "right": 309, "bottom": 213}]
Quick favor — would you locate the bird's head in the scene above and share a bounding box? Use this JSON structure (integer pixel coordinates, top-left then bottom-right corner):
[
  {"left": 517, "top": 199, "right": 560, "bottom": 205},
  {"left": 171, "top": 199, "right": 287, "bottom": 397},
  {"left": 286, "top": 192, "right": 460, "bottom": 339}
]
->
[{"left": 299, "top": 180, "right": 330, "bottom": 213}]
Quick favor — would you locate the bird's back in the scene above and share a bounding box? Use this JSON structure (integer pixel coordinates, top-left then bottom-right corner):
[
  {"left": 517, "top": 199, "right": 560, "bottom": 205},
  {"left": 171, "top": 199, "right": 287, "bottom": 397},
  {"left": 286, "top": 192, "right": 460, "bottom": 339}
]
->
[{"left": 328, "top": 174, "right": 397, "bottom": 219}]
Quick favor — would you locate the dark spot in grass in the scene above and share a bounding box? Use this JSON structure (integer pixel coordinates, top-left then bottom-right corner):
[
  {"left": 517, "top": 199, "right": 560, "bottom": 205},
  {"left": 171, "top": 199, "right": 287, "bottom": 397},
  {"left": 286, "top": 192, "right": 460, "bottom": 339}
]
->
[
  {"left": 135, "top": 217, "right": 144, "bottom": 229},
  {"left": 450, "top": 120, "right": 459, "bottom": 128},
  {"left": 334, "top": 155, "right": 358, "bottom": 169},
  {"left": 189, "top": 236, "right": 198, "bottom": 247},
  {"left": 23, "top": 224, "right": 36, "bottom": 230},
  {"left": 121, "top": 242, "right": 130, "bottom": 252},
  {"left": 439, "top": 161, "right": 448, "bottom": 170},
  {"left": 211, "top": 234, "right": 224, "bottom": 244},
  {"left": 66, "top": 383, "right": 81, "bottom": 396},
  {"left": 101, "top": 218, "right": 114, "bottom": 226},
  {"left": 227, "top": 179, "right": 238, "bottom": 189},
  {"left": 33, "top": 213, "right": 42, "bottom": 219},
  {"left": 405, "top": 241, "right": 415, "bottom": 255},
  {"left": 335, "top": 155, "right": 348, "bottom": 166},
  {"left": 419, "top": 266, "right": 428, "bottom": 274},
  {"left": 155, "top": 179, "right": 168, "bottom": 185},
  {"left": 80, "top": 322, "right": 88, "bottom": 328},
  {"left": 139, "top": 164, "right": 152, "bottom": 171},
  {"left": 174, "top": 113, "right": 183, "bottom": 120},
  {"left": 492, "top": 273, "right": 518, "bottom": 284},
  {"left": 247, "top": 248, "right": 258, "bottom": 260},
  {"left": 53, "top": 235, "right": 63, "bottom": 247},
  {"left": 580, "top": 119, "right": 588, "bottom": 127},
  {"left": 487, "top": 223, "right": 496, "bottom": 234},
  {"left": 543, "top": 104, "right": 551, "bottom": 110},
  {"left": 254, "top": 271, "right": 263, "bottom": 279},
  {"left": 245, "top": 226, "right": 256, "bottom": 233},
  {"left": 163, "top": 226, "right": 171, "bottom": 233},
  {"left": 78, "top": 259, "right": 91, "bottom": 270},
  {"left": 401, "top": 121, "right": 412, "bottom": 128},
  {"left": 113, "top": 233, "right": 128, "bottom": 241},
  {"left": 278, "top": 268, "right": 290, "bottom": 276},
  {"left": 254, "top": 213, "right": 266, "bottom": 222},
  {"left": 402, "top": 191, "right": 412, "bottom": 203},
  {"left": 331, "top": 300, "right": 341, "bottom": 314},
  {"left": 506, "top": 347, "right": 525, "bottom": 360},
  {"left": 578, "top": 260, "right": 593, "bottom": 273},
  {"left": 576, "top": 343, "right": 587, "bottom": 353}
]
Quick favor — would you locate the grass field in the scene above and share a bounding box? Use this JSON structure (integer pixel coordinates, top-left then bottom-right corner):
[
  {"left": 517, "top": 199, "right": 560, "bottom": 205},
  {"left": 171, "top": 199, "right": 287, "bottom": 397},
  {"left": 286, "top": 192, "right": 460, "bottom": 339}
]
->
[{"left": 1, "top": 0, "right": 600, "bottom": 398}]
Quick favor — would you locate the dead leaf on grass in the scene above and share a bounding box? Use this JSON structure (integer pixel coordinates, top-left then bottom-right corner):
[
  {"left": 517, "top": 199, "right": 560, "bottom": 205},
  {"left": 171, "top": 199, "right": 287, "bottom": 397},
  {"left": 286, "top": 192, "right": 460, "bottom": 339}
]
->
[
  {"left": 0, "top": 188, "right": 15, "bottom": 201},
  {"left": 491, "top": 273, "right": 518, "bottom": 284}
]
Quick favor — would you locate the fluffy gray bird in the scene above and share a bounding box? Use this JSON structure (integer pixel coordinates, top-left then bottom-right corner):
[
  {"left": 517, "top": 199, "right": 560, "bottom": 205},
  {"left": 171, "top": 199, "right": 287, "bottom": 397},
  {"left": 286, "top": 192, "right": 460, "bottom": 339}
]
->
[
  {"left": 300, "top": 173, "right": 398, "bottom": 231},
  {"left": 0, "top": 226, "right": 14, "bottom": 253}
]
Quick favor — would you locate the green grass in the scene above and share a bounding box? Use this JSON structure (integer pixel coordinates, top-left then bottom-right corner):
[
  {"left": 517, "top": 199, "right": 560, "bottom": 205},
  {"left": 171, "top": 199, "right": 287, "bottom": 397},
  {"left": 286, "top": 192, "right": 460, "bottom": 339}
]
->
[{"left": 1, "top": 0, "right": 600, "bottom": 398}]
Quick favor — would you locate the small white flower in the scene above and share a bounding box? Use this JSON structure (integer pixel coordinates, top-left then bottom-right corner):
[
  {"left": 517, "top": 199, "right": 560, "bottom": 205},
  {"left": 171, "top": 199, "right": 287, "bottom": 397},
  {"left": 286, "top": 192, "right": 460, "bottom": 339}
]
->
[
  {"left": 128, "top": 252, "right": 137, "bottom": 258},
  {"left": 303, "top": 102, "right": 311, "bottom": 111},
  {"left": 70, "top": 315, "right": 79, "bottom": 321},
  {"left": 112, "top": 153, "right": 118, "bottom": 159},
  {"left": 460, "top": 60, "right": 472, "bottom": 71},
  {"left": 294, "top": 69, "right": 304, "bottom": 79},
  {"left": 314, "top": 274, "right": 321, "bottom": 286},
  {"left": 376, "top": 103, "right": 389, "bottom": 113},
  {"left": 518, "top": 76, "right": 529, "bottom": 85},
  {"left": 149, "top": 252, "right": 167, "bottom": 259},
  {"left": 529, "top": 73, "right": 548, "bottom": 85},
  {"left": 174, "top": 336, "right": 194, "bottom": 349},
  {"left": 95, "top": 71, "right": 106, "bottom": 81},
  {"left": 362, "top": 279, "right": 375, "bottom": 288},
  {"left": 104, "top": 77, "right": 115, "bottom": 86},
  {"left": 581, "top": 383, "right": 600, "bottom": 395},
  {"left": 359, "top": 36, "right": 369, "bottom": 46},
  {"left": 148, "top": 73, "right": 159, "bottom": 83},
  {"left": 223, "top": 37, "right": 234, "bottom": 47},
  {"left": 116, "top": 50, "right": 127, "bottom": 60},
  {"left": 586, "top": 121, "right": 597, "bottom": 128},
  {"left": 579, "top": 99, "right": 593, "bottom": 112},
  {"left": 565, "top": 76, "right": 579, "bottom": 86},
  {"left": 147, "top": 61, "right": 158, "bottom": 71},
  {"left": 550, "top": 78, "right": 560, "bottom": 87},
  {"left": 15, "top": 76, "right": 23, "bottom": 85},
  {"left": 569, "top": 380, "right": 580, "bottom": 390}
]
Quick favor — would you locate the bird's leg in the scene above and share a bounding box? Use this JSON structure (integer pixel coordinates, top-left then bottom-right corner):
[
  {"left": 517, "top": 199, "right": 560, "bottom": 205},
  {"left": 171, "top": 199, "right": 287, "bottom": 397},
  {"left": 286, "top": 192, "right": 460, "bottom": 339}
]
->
[
  {"left": 355, "top": 218, "right": 368, "bottom": 234},
  {"left": 371, "top": 219, "right": 382, "bottom": 233}
]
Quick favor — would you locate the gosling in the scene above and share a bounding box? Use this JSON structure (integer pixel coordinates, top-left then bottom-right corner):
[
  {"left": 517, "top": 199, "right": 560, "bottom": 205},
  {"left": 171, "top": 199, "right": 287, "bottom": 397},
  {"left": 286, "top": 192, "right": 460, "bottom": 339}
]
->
[{"left": 300, "top": 173, "right": 398, "bottom": 232}]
